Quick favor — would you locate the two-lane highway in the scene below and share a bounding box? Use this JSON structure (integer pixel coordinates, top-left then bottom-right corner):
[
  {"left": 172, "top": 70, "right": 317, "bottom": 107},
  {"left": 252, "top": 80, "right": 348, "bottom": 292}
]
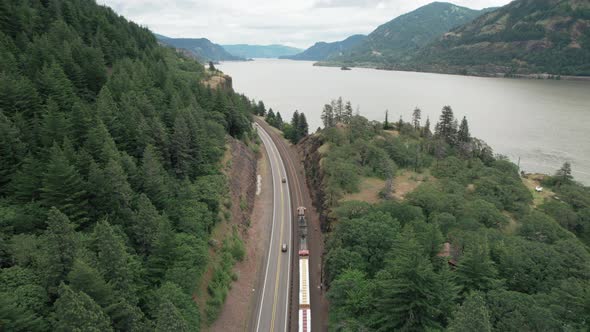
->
[{"left": 254, "top": 123, "right": 292, "bottom": 332}]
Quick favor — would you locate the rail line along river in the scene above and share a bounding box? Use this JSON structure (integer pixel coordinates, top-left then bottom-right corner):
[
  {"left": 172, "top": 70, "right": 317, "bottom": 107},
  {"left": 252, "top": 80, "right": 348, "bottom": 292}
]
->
[{"left": 218, "top": 59, "right": 590, "bottom": 184}]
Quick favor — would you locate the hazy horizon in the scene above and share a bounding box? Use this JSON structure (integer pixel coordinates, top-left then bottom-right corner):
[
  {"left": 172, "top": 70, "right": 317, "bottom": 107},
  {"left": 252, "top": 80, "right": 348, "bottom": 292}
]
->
[{"left": 97, "top": 0, "right": 512, "bottom": 49}]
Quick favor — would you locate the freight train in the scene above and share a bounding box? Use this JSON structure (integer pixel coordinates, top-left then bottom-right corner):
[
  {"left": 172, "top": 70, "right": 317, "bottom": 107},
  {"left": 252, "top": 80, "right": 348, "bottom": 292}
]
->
[{"left": 297, "top": 206, "right": 311, "bottom": 332}]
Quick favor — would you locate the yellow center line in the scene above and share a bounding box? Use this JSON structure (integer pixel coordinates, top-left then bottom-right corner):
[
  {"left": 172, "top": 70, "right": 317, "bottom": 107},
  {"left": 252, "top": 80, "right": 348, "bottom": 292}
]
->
[{"left": 270, "top": 142, "right": 286, "bottom": 332}]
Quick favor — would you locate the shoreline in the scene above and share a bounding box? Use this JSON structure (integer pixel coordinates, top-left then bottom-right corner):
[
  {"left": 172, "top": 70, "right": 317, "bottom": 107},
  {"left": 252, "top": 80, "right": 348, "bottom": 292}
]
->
[{"left": 314, "top": 61, "right": 590, "bottom": 82}]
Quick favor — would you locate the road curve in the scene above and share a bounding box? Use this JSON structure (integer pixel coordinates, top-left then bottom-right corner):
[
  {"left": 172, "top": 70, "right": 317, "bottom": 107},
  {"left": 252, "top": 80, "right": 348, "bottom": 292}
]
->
[{"left": 254, "top": 123, "right": 292, "bottom": 332}]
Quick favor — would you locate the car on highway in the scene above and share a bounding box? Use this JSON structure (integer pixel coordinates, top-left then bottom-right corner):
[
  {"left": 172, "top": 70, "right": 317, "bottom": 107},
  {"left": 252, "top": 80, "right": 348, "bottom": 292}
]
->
[
  {"left": 282, "top": 177, "right": 286, "bottom": 183},
  {"left": 281, "top": 243, "right": 288, "bottom": 252}
]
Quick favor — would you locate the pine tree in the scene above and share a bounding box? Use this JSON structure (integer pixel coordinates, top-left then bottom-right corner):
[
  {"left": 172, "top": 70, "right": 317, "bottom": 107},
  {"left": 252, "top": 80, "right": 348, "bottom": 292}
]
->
[
  {"left": 257, "top": 100, "right": 266, "bottom": 116},
  {"left": 457, "top": 116, "right": 471, "bottom": 143},
  {"left": 84, "top": 119, "right": 119, "bottom": 165},
  {"left": 373, "top": 228, "right": 457, "bottom": 331},
  {"left": 397, "top": 115, "right": 403, "bottom": 132},
  {"left": 291, "top": 110, "right": 300, "bottom": 133},
  {"left": 412, "top": 107, "right": 422, "bottom": 131},
  {"left": 448, "top": 292, "right": 492, "bottom": 332},
  {"left": 40, "top": 100, "right": 71, "bottom": 147},
  {"left": 321, "top": 103, "right": 334, "bottom": 128},
  {"left": 555, "top": 162, "right": 573, "bottom": 185},
  {"left": 343, "top": 101, "right": 353, "bottom": 124},
  {"left": 37, "top": 62, "right": 76, "bottom": 112},
  {"left": 52, "top": 283, "right": 113, "bottom": 332},
  {"left": 275, "top": 111, "right": 284, "bottom": 129},
  {"left": 265, "top": 108, "right": 276, "bottom": 126},
  {"left": 383, "top": 110, "right": 390, "bottom": 130},
  {"left": 41, "top": 143, "right": 88, "bottom": 224},
  {"left": 171, "top": 116, "right": 192, "bottom": 178},
  {"left": 131, "top": 194, "right": 164, "bottom": 256},
  {"left": 87, "top": 159, "right": 133, "bottom": 220},
  {"left": 456, "top": 239, "right": 499, "bottom": 294},
  {"left": 96, "top": 86, "right": 118, "bottom": 133},
  {"left": 155, "top": 300, "right": 189, "bottom": 332},
  {"left": 42, "top": 208, "right": 78, "bottom": 294},
  {"left": 0, "top": 112, "right": 25, "bottom": 192},
  {"left": 334, "top": 97, "right": 344, "bottom": 123},
  {"left": 436, "top": 105, "right": 457, "bottom": 145},
  {"left": 141, "top": 145, "right": 169, "bottom": 209},
  {"left": 423, "top": 117, "right": 432, "bottom": 138},
  {"left": 297, "top": 112, "right": 309, "bottom": 140},
  {"left": 67, "top": 259, "right": 114, "bottom": 307}
]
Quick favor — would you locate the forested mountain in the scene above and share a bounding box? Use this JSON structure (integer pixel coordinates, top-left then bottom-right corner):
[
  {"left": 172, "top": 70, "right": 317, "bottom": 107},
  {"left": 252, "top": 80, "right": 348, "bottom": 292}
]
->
[
  {"left": 323, "top": 2, "right": 491, "bottom": 66},
  {"left": 0, "top": 0, "right": 257, "bottom": 330},
  {"left": 280, "top": 34, "right": 366, "bottom": 61},
  {"left": 306, "top": 99, "right": 590, "bottom": 331},
  {"left": 156, "top": 35, "right": 245, "bottom": 62},
  {"left": 221, "top": 44, "right": 302, "bottom": 58},
  {"left": 409, "top": 0, "right": 590, "bottom": 76}
]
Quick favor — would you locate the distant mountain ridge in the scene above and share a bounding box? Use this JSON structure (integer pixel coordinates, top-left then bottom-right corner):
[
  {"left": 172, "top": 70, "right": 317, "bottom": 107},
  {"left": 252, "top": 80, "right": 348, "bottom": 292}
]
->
[
  {"left": 156, "top": 35, "right": 244, "bottom": 62},
  {"left": 407, "top": 0, "right": 590, "bottom": 76},
  {"left": 222, "top": 44, "right": 302, "bottom": 58},
  {"left": 325, "top": 2, "right": 492, "bottom": 65},
  {"left": 280, "top": 34, "right": 366, "bottom": 61}
]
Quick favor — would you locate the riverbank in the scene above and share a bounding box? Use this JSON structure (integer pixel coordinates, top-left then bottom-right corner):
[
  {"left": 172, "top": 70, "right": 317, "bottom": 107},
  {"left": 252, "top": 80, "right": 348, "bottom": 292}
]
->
[{"left": 314, "top": 61, "right": 590, "bottom": 81}]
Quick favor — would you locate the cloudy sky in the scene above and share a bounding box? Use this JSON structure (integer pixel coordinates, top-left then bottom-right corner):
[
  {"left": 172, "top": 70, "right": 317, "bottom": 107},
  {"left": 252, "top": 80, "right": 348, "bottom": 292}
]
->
[{"left": 97, "top": 0, "right": 512, "bottom": 49}]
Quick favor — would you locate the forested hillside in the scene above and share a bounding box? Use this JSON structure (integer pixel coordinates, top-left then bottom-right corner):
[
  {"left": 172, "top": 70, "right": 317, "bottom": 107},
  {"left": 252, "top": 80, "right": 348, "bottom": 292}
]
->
[
  {"left": 156, "top": 35, "right": 245, "bottom": 62},
  {"left": 0, "top": 0, "right": 256, "bottom": 330},
  {"left": 324, "top": 2, "right": 489, "bottom": 66},
  {"left": 306, "top": 99, "right": 590, "bottom": 331},
  {"left": 411, "top": 0, "right": 590, "bottom": 76}
]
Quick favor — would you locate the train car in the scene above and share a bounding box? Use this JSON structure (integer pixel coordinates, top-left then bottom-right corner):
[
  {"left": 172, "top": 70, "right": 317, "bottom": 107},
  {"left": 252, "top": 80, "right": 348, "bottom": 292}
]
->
[
  {"left": 299, "top": 249, "right": 311, "bottom": 332},
  {"left": 298, "top": 309, "right": 311, "bottom": 332}
]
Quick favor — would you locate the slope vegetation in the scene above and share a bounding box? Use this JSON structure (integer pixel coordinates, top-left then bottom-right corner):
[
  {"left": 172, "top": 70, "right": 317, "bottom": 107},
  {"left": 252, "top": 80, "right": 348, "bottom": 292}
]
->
[
  {"left": 0, "top": 0, "right": 259, "bottom": 330},
  {"left": 411, "top": 0, "right": 590, "bottom": 76}
]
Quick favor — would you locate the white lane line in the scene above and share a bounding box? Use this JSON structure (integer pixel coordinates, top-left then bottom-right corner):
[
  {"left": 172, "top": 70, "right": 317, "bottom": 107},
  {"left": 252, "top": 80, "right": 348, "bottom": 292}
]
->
[
  {"left": 260, "top": 126, "right": 292, "bottom": 332},
  {"left": 255, "top": 127, "right": 278, "bottom": 332}
]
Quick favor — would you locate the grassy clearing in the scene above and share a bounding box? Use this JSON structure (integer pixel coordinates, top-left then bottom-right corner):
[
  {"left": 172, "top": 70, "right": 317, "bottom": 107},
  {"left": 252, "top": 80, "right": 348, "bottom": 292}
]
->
[
  {"left": 521, "top": 175, "right": 554, "bottom": 207},
  {"left": 341, "top": 177, "right": 386, "bottom": 204},
  {"left": 393, "top": 169, "right": 433, "bottom": 200}
]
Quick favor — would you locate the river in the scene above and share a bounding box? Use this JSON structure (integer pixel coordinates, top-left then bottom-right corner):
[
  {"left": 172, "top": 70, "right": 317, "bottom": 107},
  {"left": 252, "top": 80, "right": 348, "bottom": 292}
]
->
[{"left": 218, "top": 59, "right": 590, "bottom": 185}]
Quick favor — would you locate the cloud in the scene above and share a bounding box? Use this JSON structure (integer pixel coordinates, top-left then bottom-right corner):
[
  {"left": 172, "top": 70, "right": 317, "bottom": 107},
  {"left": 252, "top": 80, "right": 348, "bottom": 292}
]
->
[{"left": 97, "top": 0, "right": 513, "bottom": 48}]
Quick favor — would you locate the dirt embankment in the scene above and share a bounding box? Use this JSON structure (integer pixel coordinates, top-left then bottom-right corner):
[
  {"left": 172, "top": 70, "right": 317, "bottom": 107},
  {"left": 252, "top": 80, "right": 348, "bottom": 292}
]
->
[
  {"left": 298, "top": 134, "right": 331, "bottom": 232},
  {"left": 202, "top": 72, "right": 233, "bottom": 90},
  {"left": 227, "top": 137, "right": 257, "bottom": 228}
]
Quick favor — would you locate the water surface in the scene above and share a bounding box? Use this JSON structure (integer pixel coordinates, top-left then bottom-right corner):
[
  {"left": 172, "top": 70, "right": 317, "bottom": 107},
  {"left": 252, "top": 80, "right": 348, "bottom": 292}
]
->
[{"left": 218, "top": 59, "right": 590, "bottom": 184}]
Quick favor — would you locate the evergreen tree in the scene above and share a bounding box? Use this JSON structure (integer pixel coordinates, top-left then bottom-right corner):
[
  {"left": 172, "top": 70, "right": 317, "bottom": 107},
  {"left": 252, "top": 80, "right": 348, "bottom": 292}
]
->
[
  {"left": 171, "top": 116, "right": 192, "bottom": 178},
  {"left": 383, "top": 110, "right": 391, "bottom": 130},
  {"left": 373, "top": 228, "right": 458, "bottom": 331},
  {"left": 275, "top": 111, "right": 284, "bottom": 129},
  {"left": 423, "top": 116, "right": 432, "bottom": 138},
  {"left": 343, "top": 101, "right": 353, "bottom": 124},
  {"left": 42, "top": 208, "right": 78, "bottom": 294},
  {"left": 555, "top": 162, "right": 573, "bottom": 185},
  {"left": 448, "top": 292, "right": 492, "bottom": 332},
  {"left": 412, "top": 107, "right": 422, "bottom": 130},
  {"left": 456, "top": 239, "right": 499, "bottom": 294},
  {"left": 291, "top": 110, "right": 300, "bottom": 132},
  {"left": 41, "top": 144, "right": 88, "bottom": 224},
  {"left": 265, "top": 108, "right": 276, "bottom": 127},
  {"left": 92, "top": 220, "right": 134, "bottom": 297},
  {"left": 321, "top": 103, "right": 334, "bottom": 128},
  {"left": 297, "top": 112, "right": 309, "bottom": 140},
  {"left": 397, "top": 115, "right": 403, "bottom": 132},
  {"left": 87, "top": 159, "right": 133, "bottom": 220},
  {"left": 131, "top": 194, "right": 164, "bottom": 256},
  {"left": 52, "top": 283, "right": 113, "bottom": 332},
  {"left": 436, "top": 105, "right": 457, "bottom": 145},
  {"left": 0, "top": 113, "right": 25, "bottom": 192},
  {"left": 457, "top": 116, "right": 471, "bottom": 143},
  {"left": 155, "top": 300, "right": 189, "bottom": 332},
  {"left": 257, "top": 100, "right": 266, "bottom": 116},
  {"left": 67, "top": 259, "right": 114, "bottom": 307},
  {"left": 141, "top": 145, "right": 169, "bottom": 209}
]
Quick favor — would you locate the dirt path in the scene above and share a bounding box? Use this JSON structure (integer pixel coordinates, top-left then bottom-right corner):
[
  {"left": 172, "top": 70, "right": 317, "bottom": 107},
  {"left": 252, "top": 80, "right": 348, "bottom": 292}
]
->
[{"left": 208, "top": 142, "right": 274, "bottom": 331}]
